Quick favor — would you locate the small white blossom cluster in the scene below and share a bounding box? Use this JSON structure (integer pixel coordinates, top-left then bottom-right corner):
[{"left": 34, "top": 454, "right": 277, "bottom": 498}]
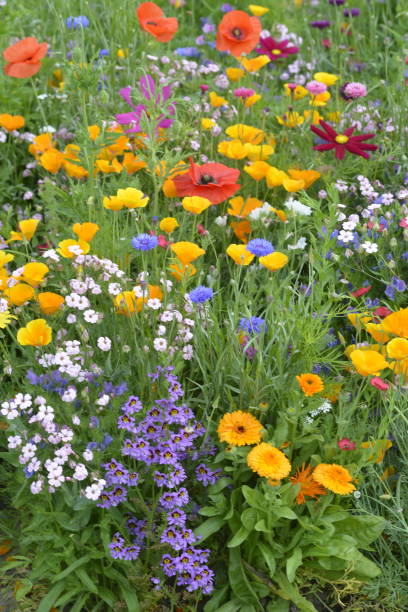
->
[
  {"left": 4, "top": 393, "right": 104, "bottom": 498},
  {"left": 305, "top": 400, "right": 332, "bottom": 425}
]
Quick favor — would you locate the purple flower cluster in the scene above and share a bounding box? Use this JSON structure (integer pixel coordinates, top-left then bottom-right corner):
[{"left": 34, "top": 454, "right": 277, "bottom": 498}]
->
[{"left": 99, "top": 366, "right": 218, "bottom": 594}]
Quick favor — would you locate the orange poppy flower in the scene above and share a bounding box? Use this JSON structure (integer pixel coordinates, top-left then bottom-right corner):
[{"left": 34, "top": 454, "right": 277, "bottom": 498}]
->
[
  {"left": 216, "top": 10, "right": 261, "bottom": 58},
  {"left": 3, "top": 37, "right": 48, "bottom": 79},
  {"left": 137, "top": 2, "right": 178, "bottom": 42},
  {"left": 173, "top": 158, "right": 240, "bottom": 205}
]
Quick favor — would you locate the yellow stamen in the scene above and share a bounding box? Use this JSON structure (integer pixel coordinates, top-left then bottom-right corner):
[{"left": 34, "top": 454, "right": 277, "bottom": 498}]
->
[{"left": 335, "top": 134, "right": 349, "bottom": 143}]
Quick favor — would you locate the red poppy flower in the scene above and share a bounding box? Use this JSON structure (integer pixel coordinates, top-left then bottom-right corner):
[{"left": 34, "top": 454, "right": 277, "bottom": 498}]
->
[
  {"left": 256, "top": 36, "right": 299, "bottom": 61},
  {"left": 216, "top": 10, "right": 261, "bottom": 58},
  {"left": 351, "top": 285, "right": 372, "bottom": 298},
  {"left": 173, "top": 158, "right": 240, "bottom": 205},
  {"left": 3, "top": 37, "right": 48, "bottom": 78},
  {"left": 310, "top": 120, "right": 378, "bottom": 160},
  {"left": 137, "top": 2, "right": 178, "bottom": 42}
]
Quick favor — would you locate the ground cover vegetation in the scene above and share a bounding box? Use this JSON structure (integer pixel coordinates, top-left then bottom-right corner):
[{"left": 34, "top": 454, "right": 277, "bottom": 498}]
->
[{"left": 0, "top": 0, "right": 407, "bottom": 610}]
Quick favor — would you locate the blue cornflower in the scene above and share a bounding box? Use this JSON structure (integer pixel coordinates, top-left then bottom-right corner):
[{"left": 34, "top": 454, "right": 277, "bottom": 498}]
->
[
  {"left": 385, "top": 285, "right": 395, "bottom": 300},
  {"left": 246, "top": 238, "right": 274, "bottom": 257},
  {"left": 99, "top": 49, "right": 110, "bottom": 57},
  {"left": 66, "top": 16, "right": 90, "bottom": 29},
  {"left": 189, "top": 286, "right": 214, "bottom": 303},
  {"left": 391, "top": 276, "right": 406, "bottom": 292},
  {"left": 175, "top": 47, "right": 201, "bottom": 58},
  {"left": 238, "top": 317, "right": 268, "bottom": 334},
  {"left": 131, "top": 233, "right": 158, "bottom": 251}
]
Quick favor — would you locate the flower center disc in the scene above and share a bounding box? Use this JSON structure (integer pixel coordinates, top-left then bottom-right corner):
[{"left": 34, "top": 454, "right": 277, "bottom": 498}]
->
[
  {"left": 335, "top": 134, "right": 349, "bottom": 143},
  {"left": 231, "top": 27, "right": 243, "bottom": 39},
  {"left": 199, "top": 174, "right": 215, "bottom": 185},
  {"left": 272, "top": 49, "right": 281, "bottom": 55}
]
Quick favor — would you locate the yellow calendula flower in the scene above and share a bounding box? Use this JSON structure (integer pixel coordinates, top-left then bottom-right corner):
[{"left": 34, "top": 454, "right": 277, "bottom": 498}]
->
[
  {"left": 248, "top": 4, "right": 269, "bottom": 16},
  {"left": 312, "top": 463, "right": 355, "bottom": 495},
  {"left": 209, "top": 92, "right": 228, "bottom": 107},
  {"left": 201, "top": 118, "right": 216, "bottom": 130},
  {"left": 284, "top": 84, "right": 308, "bottom": 100},
  {"left": 226, "top": 67, "right": 245, "bottom": 82},
  {"left": 239, "top": 55, "right": 270, "bottom": 72},
  {"left": 247, "top": 443, "right": 291, "bottom": 479},
  {"left": 17, "top": 318, "right": 52, "bottom": 346},
  {"left": 313, "top": 72, "right": 339, "bottom": 86},
  {"left": 182, "top": 196, "right": 212, "bottom": 215},
  {"left": 226, "top": 244, "right": 254, "bottom": 265},
  {"left": 217, "top": 410, "right": 262, "bottom": 446},
  {"left": 259, "top": 252, "right": 288, "bottom": 271},
  {"left": 159, "top": 217, "right": 179, "bottom": 233},
  {"left": 296, "top": 373, "right": 324, "bottom": 396}
]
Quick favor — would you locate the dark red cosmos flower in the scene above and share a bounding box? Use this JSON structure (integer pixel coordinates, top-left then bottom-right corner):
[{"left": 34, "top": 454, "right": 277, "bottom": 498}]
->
[
  {"left": 310, "top": 120, "right": 378, "bottom": 160},
  {"left": 173, "top": 158, "right": 240, "bottom": 205},
  {"left": 256, "top": 36, "right": 299, "bottom": 60}
]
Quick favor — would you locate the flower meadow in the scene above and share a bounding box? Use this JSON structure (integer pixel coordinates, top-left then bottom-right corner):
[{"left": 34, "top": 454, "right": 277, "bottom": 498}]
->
[{"left": 0, "top": 0, "right": 407, "bottom": 610}]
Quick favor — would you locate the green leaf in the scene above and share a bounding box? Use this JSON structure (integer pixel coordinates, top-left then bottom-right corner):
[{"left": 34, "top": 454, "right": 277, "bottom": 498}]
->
[
  {"left": 51, "top": 554, "right": 92, "bottom": 582},
  {"left": 69, "top": 593, "right": 90, "bottom": 612},
  {"left": 119, "top": 583, "right": 141, "bottom": 611},
  {"left": 216, "top": 601, "right": 244, "bottom": 612},
  {"left": 229, "top": 548, "right": 261, "bottom": 606},
  {"left": 37, "top": 582, "right": 66, "bottom": 612},
  {"left": 75, "top": 568, "right": 99, "bottom": 593},
  {"left": 242, "top": 486, "right": 265, "bottom": 510},
  {"left": 257, "top": 541, "right": 276, "bottom": 577},
  {"left": 254, "top": 519, "right": 268, "bottom": 532},
  {"left": 203, "top": 585, "right": 229, "bottom": 612},
  {"left": 194, "top": 517, "right": 224, "bottom": 543},
  {"left": 14, "top": 578, "right": 32, "bottom": 601},
  {"left": 267, "top": 599, "right": 290, "bottom": 612},
  {"left": 286, "top": 547, "right": 302, "bottom": 582},
  {"left": 334, "top": 515, "right": 385, "bottom": 548},
  {"left": 227, "top": 525, "right": 251, "bottom": 548},
  {"left": 272, "top": 506, "right": 297, "bottom": 520},
  {"left": 199, "top": 506, "right": 222, "bottom": 517},
  {"left": 275, "top": 572, "right": 318, "bottom": 612},
  {"left": 241, "top": 508, "right": 258, "bottom": 530}
]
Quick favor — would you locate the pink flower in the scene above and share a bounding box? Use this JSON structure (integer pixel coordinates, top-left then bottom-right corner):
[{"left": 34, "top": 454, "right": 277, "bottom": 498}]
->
[
  {"left": 351, "top": 285, "right": 372, "bottom": 298},
  {"left": 399, "top": 217, "right": 408, "bottom": 228},
  {"left": 373, "top": 306, "right": 393, "bottom": 319},
  {"left": 306, "top": 80, "right": 327, "bottom": 95},
  {"left": 338, "top": 438, "right": 356, "bottom": 450},
  {"left": 157, "top": 234, "right": 170, "bottom": 248},
  {"left": 370, "top": 377, "right": 389, "bottom": 391},
  {"left": 234, "top": 87, "right": 255, "bottom": 99},
  {"left": 197, "top": 224, "right": 208, "bottom": 236}
]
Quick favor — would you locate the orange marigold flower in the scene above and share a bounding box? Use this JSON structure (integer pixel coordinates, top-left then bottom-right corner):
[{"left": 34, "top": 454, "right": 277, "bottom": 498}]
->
[
  {"left": 216, "top": 10, "right": 262, "bottom": 58},
  {"left": 296, "top": 373, "right": 324, "bottom": 396},
  {"left": 217, "top": 410, "right": 263, "bottom": 446},
  {"left": 290, "top": 464, "right": 327, "bottom": 504},
  {"left": 247, "top": 443, "right": 291, "bottom": 479},
  {"left": 312, "top": 463, "right": 355, "bottom": 495}
]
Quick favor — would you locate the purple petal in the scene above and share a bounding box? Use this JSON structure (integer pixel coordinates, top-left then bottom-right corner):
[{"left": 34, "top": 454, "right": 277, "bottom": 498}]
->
[
  {"left": 140, "top": 75, "right": 156, "bottom": 101},
  {"left": 119, "top": 86, "right": 137, "bottom": 109},
  {"left": 161, "top": 85, "right": 172, "bottom": 102}
]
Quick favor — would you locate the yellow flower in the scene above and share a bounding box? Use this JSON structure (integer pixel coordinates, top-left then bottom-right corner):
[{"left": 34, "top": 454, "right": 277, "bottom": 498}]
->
[
  {"left": 266, "top": 167, "right": 288, "bottom": 188},
  {"left": 389, "top": 357, "right": 408, "bottom": 380},
  {"left": 0, "top": 311, "right": 16, "bottom": 329},
  {"left": 296, "top": 373, "right": 324, "bottom": 396},
  {"left": 239, "top": 55, "right": 270, "bottom": 72},
  {"left": 94, "top": 159, "right": 121, "bottom": 174},
  {"left": 217, "top": 411, "right": 263, "bottom": 446},
  {"left": 247, "top": 443, "right": 291, "bottom": 479},
  {"left": 309, "top": 91, "right": 331, "bottom": 107},
  {"left": 201, "top": 118, "right": 215, "bottom": 130},
  {"left": 116, "top": 188, "right": 149, "bottom": 209},
  {"left": 17, "top": 319, "right": 52, "bottom": 346},
  {"left": 226, "top": 67, "right": 245, "bottom": 82},
  {"left": 227, "top": 196, "right": 262, "bottom": 218},
  {"left": 326, "top": 111, "right": 341, "bottom": 123},
  {"left": 248, "top": 4, "right": 269, "bottom": 16},
  {"left": 72, "top": 222, "right": 99, "bottom": 243},
  {"left": 0, "top": 252, "right": 14, "bottom": 267},
  {"left": 244, "top": 94, "right": 261, "bottom": 107},
  {"left": 382, "top": 308, "right": 408, "bottom": 339},
  {"left": 103, "top": 195, "right": 124, "bottom": 211},
  {"left": 303, "top": 109, "right": 324, "bottom": 125},
  {"left": 282, "top": 177, "right": 306, "bottom": 192},
  {"left": 209, "top": 92, "right": 228, "bottom": 107},
  {"left": 269, "top": 207, "right": 287, "bottom": 222},
  {"left": 169, "top": 262, "right": 196, "bottom": 281},
  {"left": 87, "top": 125, "right": 100, "bottom": 140},
  {"left": 312, "top": 463, "right": 355, "bottom": 495},
  {"left": 244, "top": 161, "right": 271, "bottom": 181},
  {"left": 218, "top": 139, "right": 248, "bottom": 160},
  {"left": 122, "top": 153, "right": 147, "bottom": 174},
  {"left": 347, "top": 312, "right": 372, "bottom": 329},
  {"left": 37, "top": 292, "right": 64, "bottom": 315},
  {"left": 290, "top": 464, "right": 327, "bottom": 504},
  {"left": 259, "top": 252, "right": 288, "bottom": 271},
  {"left": 284, "top": 84, "right": 308, "bottom": 100},
  {"left": 225, "top": 124, "right": 264, "bottom": 144},
  {"left": 245, "top": 143, "right": 274, "bottom": 161},
  {"left": 365, "top": 322, "right": 390, "bottom": 344},
  {"left": 182, "top": 196, "right": 212, "bottom": 214},
  {"left": 226, "top": 244, "right": 254, "bottom": 265},
  {"left": 8, "top": 219, "right": 39, "bottom": 242},
  {"left": 117, "top": 48, "right": 127, "bottom": 59},
  {"left": 28, "top": 133, "right": 54, "bottom": 158},
  {"left": 287, "top": 169, "right": 321, "bottom": 189},
  {"left": 230, "top": 220, "right": 251, "bottom": 243},
  {"left": 40, "top": 148, "right": 65, "bottom": 174},
  {"left": 57, "top": 239, "right": 90, "bottom": 258},
  {"left": 4, "top": 283, "right": 35, "bottom": 306},
  {"left": 276, "top": 112, "right": 304, "bottom": 128},
  {"left": 313, "top": 72, "right": 339, "bottom": 86},
  {"left": 361, "top": 440, "right": 392, "bottom": 464},
  {"left": 114, "top": 291, "right": 137, "bottom": 315},
  {"left": 0, "top": 114, "right": 25, "bottom": 131},
  {"left": 349, "top": 349, "right": 388, "bottom": 376},
  {"left": 21, "top": 262, "right": 49, "bottom": 287},
  {"left": 170, "top": 242, "right": 205, "bottom": 265},
  {"left": 386, "top": 337, "right": 408, "bottom": 360},
  {"left": 160, "top": 217, "right": 179, "bottom": 233}
]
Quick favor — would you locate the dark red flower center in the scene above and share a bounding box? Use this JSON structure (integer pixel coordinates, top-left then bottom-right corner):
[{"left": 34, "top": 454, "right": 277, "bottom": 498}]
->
[
  {"left": 236, "top": 425, "right": 245, "bottom": 433},
  {"left": 199, "top": 173, "right": 216, "bottom": 185},
  {"left": 231, "top": 27, "right": 243, "bottom": 39},
  {"left": 146, "top": 21, "right": 158, "bottom": 26}
]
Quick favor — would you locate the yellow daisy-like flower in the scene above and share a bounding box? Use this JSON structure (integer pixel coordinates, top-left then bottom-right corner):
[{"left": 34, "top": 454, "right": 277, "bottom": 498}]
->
[
  {"left": 312, "top": 463, "right": 355, "bottom": 495},
  {"left": 386, "top": 337, "right": 408, "bottom": 360},
  {"left": 247, "top": 443, "right": 291, "bottom": 479},
  {"left": 296, "top": 373, "right": 324, "bottom": 396},
  {"left": 0, "top": 311, "right": 17, "bottom": 330},
  {"left": 217, "top": 410, "right": 262, "bottom": 446},
  {"left": 209, "top": 92, "right": 228, "bottom": 107},
  {"left": 248, "top": 4, "right": 269, "bottom": 17}
]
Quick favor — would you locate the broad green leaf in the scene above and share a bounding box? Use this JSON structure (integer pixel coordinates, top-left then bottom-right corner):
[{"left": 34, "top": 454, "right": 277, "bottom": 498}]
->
[
  {"left": 275, "top": 572, "right": 318, "bottom": 612},
  {"left": 242, "top": 486, "right": 265, "bottom": 510},
  {"left": 334, "top": 515, "right": 385, "bottom": 548},
  {"left": 241, "top": 508, "right": 258, "bottom": 530},
  {"left": 272, "top": 506, "right": 297, "bottom": 520},
  {"left": 75, "top": 568, "right": 99, "bottom": 593},
  {"left": 286, "top": 547, "right": 302, "bottom": 582},
  {"left": 229, "top": 548, "right": 261, "bottom": 606},
  {"left": 267, "top": 599, "right": 290, "bottom": 612},
  {"left": 254, "top": 519, "right": 268, "bottom": 532},
  {"left": 203, "top": 585, "right": 229, "bottom": 612},
  {"left": 119, "top": 583, "right": 141, "bottom": 611},
  {"left": 14, "top": 578, "right": 32, "bottom": 601},
  {"left": 199, "top": 506, "right": 221, "bottom": 517},
  {"left": 227, "top": 525, "right": 251, "bottom": 548},
  {"left": 51, "top": 554, "right": 91, "bottom": 582},
  {"left": 37, "top": 582, "right": 66, "bottom": 612},
  {"left": 257, "top": 541, "right": 276, "bottom": 576},
  {"left": 194, "top": 517, "right": 224, "bottom": 543},
  {"left": 70, "top": 593, "right": 90, "bottom": 612}
]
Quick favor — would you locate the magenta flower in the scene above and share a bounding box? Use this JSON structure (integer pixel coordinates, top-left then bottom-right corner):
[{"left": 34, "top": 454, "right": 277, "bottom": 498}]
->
[
  {"left": 115, "top": 74, "right": 175, "bottom": 134},
  {"left": 255, "top": 36, "right": 299, "bottom": 61},
  {"left": 310, "top": 120, "right": 378, "bottom": 160},
  {"left": 337, "top": 438, "right": 356, "bottom": 450}
]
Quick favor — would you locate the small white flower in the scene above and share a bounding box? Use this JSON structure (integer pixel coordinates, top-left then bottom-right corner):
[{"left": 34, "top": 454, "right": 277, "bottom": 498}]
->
[
  {"left": 361, "top": 241, "right": 378, "bottom": 254},
  {"left": 147, "top": 298, "right": 162, "bottom": 310},
  {"left": 30, "top": 480, "right": 43, "bottom": 494},
  {"left": 338, "top": 230, "right": 354, "bottom": 244},
  {"left": 284, "top": 198, "right": 312, "bottom": 216},
  {"left": 287, "top": 236, "right": 307, "bottom": 250},
  {"left": 214, "top": 215, "right": 228, "bottom": 227},
  {"left": 153, "top": 338, "right": 167, "bottom": 352},
  {"left": 97, "top": 336, "right": 111, "bottom": 351},
  {"left": 83, "top": 309, "right": 99, "bottom": 323}
]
